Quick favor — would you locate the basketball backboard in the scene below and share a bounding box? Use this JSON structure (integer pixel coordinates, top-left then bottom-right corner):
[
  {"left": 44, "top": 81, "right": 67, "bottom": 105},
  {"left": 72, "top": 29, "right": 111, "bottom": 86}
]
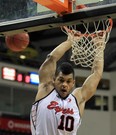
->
[
  {"left": 0, "top": 0, "right": 116, "bottom": 36},
  {"left": 0, "top": 0, "right": 116, "bottom": 72}
]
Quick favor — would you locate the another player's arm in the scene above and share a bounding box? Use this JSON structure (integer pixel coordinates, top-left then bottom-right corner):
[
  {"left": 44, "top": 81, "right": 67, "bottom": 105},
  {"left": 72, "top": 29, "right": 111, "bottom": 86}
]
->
[{"left": 35, "top": 37, "right": 72, "bottom": 101}]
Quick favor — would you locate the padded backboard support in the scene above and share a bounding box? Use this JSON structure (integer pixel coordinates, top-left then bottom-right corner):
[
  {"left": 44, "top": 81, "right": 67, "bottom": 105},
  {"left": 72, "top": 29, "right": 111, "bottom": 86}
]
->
[{"left": 34, "top": 0, "right": 72, "bottom": 14}]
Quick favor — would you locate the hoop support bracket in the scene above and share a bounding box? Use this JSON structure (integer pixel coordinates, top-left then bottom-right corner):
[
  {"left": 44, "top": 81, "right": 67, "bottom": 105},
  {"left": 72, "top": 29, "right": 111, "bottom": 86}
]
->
[{"left": 34, "top": 0, "right": 73, "bottom": 14}]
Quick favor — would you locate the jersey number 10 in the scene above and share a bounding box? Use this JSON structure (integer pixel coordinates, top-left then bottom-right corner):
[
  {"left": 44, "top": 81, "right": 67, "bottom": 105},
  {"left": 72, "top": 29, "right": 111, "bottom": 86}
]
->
[{"left": 58, "top": 115, "right": 74, "bottom": 132}]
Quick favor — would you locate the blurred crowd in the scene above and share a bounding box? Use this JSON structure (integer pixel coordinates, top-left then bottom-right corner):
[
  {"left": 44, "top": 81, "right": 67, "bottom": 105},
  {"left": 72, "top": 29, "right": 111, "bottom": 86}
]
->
[{"left": 0, "top": 0, "right": 37, "bottom": 22}]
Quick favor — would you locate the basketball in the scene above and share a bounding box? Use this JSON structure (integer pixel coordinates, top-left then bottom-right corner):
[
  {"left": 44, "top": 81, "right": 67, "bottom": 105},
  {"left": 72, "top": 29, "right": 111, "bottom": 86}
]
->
[{"left": 5, "top": 33, "right": 30, "bottom": 52}]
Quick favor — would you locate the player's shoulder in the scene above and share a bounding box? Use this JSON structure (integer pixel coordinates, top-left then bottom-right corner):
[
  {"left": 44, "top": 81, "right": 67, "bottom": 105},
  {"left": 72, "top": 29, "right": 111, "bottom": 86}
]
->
[
  {"left": 72, "top": 87, "right": 83, "bottom": 104},
  {"left": 72, "top": 87, "right": 82, "bottom": 97}
]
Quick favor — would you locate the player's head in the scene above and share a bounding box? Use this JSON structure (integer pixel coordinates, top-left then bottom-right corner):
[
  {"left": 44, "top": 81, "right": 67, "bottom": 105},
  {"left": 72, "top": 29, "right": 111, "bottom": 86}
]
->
[
  {"left": 54, "top": 62, "right": 75, "bottom": 99},
  {"left": 55, "top": 62, "right": 75, "bottom": 78}
]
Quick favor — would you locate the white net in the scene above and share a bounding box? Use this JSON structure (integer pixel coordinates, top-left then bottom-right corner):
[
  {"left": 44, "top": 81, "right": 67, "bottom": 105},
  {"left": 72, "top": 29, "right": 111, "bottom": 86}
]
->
[{"left": 62, "top": 18, "right": 113, "bottom": 68}]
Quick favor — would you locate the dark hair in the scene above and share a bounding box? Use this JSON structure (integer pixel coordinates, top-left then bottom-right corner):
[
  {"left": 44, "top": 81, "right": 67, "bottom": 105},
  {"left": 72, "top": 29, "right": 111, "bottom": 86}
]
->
[{"left": 55, "top": 62, "right": 75, "bottom": 78}]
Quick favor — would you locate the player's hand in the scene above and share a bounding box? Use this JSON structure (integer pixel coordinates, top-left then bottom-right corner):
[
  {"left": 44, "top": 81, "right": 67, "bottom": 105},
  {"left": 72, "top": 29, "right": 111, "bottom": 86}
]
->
[{"left": 93, "top": 31, "right": 106, "bottom": 49}]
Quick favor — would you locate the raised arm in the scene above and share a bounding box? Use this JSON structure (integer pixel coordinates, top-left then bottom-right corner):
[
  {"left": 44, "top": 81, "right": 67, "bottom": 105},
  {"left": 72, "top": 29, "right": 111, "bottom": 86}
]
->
[
  {"left": 81, "top": 56, "right": 103, "bottom": 101},
  {"left": 35, "top": 36, "right": 72, "bottom": 101},
  {"left": 72, "top": 34, "right": 105, "bottom": 116},
  {"left": 39, "top": 38, "right": 72, "bottom": 83}
]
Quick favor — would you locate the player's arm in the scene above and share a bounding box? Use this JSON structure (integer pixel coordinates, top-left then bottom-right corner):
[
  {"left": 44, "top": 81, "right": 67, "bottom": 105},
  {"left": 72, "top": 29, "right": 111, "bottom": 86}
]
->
[
  {"left": 81, "top": 56, "right": 103, "bottom": 101},
  {"left": 79, "top": 34, "right": 105, "bottom": 102},
  {"left": 35, "top": 36, "right": 72, "bottom": 101},
  {"left": 39, "top": 38, "right": 72, "bottom": 83},
  {"left": 72, "top": 36, "right": 104, "bottom": 115},
  {"left": 73, "top": 55, "right": 104, "bottom": 115}
]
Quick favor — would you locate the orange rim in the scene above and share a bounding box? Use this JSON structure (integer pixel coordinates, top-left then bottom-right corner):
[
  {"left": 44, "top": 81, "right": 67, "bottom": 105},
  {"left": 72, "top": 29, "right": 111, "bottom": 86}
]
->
[{"left": 62, "top": 18, "right": 113, "bottom": 37}]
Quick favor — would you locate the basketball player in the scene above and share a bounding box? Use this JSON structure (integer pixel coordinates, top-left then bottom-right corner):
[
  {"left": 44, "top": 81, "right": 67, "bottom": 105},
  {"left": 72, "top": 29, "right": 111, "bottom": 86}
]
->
[{"left": 30, "top": 33, "right": 104, "bottom": 135}]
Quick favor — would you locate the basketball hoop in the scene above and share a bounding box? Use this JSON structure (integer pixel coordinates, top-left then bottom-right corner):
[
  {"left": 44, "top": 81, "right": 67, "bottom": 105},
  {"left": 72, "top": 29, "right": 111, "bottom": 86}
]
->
[{"left": 61, "top": 18, "right": 113, "bottom": 68}]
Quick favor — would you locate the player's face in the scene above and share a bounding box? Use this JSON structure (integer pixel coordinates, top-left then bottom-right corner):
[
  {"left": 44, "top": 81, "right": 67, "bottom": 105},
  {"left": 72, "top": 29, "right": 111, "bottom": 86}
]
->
[{"left": 54, "top": 71, "right": 75, "bottom": 98}]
